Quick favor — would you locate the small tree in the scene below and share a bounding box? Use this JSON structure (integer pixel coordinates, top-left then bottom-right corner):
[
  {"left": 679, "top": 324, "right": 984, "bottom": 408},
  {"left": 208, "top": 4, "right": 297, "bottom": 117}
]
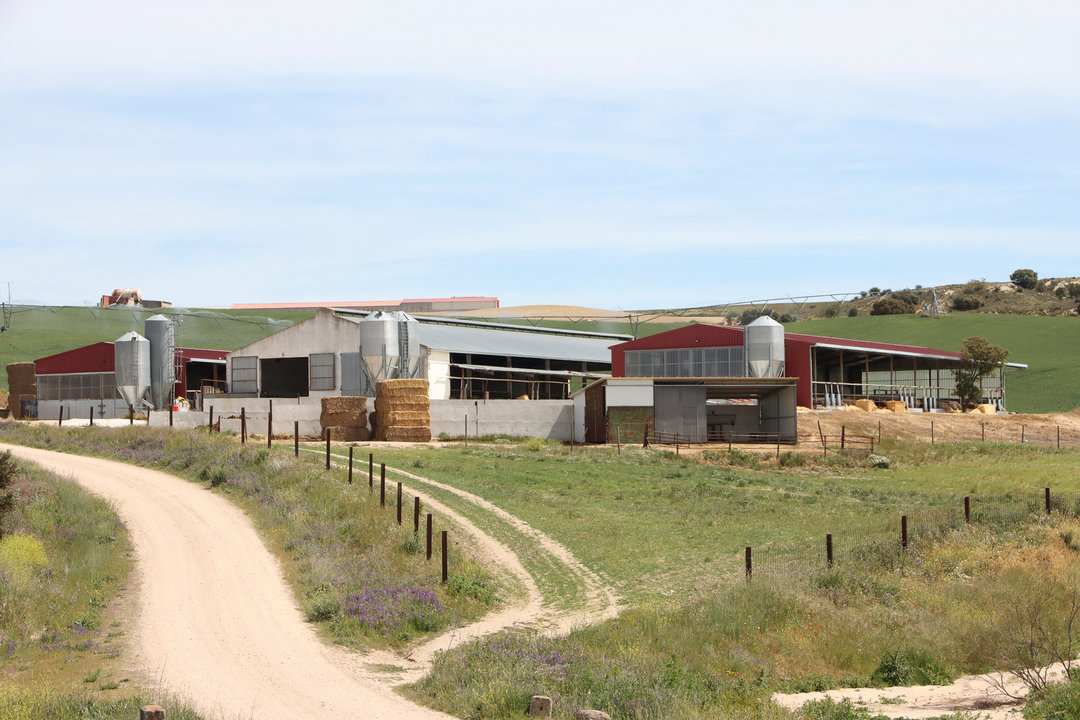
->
[
  {"left": 953, "top": 336, "right": 1009, "bottom": 407},
  {"left": 870, "top": 298, "right": 916, "bottom": 315},
  {"left": 0, "top": 450, "right": 16, "bottom": 540},
  {"left": 1010, "top": 268, "right": 1038, "bottom": 289}
]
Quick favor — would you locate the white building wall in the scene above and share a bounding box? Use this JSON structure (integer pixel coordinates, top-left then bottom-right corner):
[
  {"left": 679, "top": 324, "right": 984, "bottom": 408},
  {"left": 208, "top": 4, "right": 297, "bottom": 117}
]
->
[
  {"left": 430, "top": 399, "right": 573, "bottom": 441},
  {"left": 605, "top": 378, "right": 654, "bottom": 408},
  {"left": 425, "top": 350, "right": 452, "bottom": 400}
]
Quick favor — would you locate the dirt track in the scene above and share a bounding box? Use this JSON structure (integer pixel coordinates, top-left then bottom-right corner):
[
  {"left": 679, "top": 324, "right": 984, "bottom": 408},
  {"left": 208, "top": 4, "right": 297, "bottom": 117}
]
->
[{"left": 0, "top": 443, "right": 457, "bottom": 720}]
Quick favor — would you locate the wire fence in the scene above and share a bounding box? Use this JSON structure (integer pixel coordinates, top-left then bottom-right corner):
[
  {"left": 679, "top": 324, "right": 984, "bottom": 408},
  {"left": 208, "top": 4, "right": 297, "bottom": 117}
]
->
[{"left": 741, "top": 488, "right": 1080, "bottom": 582}]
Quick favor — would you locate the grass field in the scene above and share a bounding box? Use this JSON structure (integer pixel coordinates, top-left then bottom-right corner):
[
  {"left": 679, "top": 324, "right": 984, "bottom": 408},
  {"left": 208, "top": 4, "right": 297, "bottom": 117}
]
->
[{"left": 0, "top": 305, "right": 313, "bottom": 386}]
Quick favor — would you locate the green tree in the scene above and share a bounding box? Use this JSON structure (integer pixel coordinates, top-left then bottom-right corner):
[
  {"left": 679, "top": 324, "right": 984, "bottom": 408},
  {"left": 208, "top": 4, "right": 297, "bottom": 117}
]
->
[
  {"left": 1010, "top": 268, "right": 1038, "bottom": 289},
  {"left": 0, "top": 450, "right": 16, "bottom": 539},
  {"left": 870, "top": 298, "right": 916, "bottom": 315},
  {"left": 953, "top": 337, "right": 1009, "bottom": 407}
]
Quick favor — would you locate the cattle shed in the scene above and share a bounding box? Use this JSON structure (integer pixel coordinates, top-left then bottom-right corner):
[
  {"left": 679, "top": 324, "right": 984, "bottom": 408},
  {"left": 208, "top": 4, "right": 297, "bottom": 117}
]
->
[
  {"left": 34, "top": 341, "right": 226, "bottom": 419},
  {"left": 574, "top": 376, "right": 798, "bottom": 445},
  {"left": 222, "top": 308, "right": 628, "bottom": 401},
  {"left": 610, "top": 319, "right": 1026, "bottom": 411}
]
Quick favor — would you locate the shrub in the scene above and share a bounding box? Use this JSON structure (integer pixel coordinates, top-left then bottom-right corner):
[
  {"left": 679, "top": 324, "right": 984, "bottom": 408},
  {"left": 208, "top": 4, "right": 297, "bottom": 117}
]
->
[
  {"left": 847, "top": 307, "right": 858, "bottom": 317},
  {"left": 824, "top": 306, "right": 838, "bottom": 318},
  {"left": 951, "top": 296, "right": 982, "bottom": 311},
  {"left": 867, "top": 454, "right": 890, "bottom": 468},
  {"left": 0, "top": 533, "right": 48, "bottom": 584},
  {"left": 870, "top": 298, "right": 915, "bottom": 316},
  {"left": 1011, "top": 268, "right": 1039, "bottom": 289},
  {"left": 961, "top": 279, "right": 986, "bottom": 295},
  {"left": 778, "top": 451, "right": 809, "bottom": 467},
  {"left": 1025, "top": 678, "right": 1080, "bottom": 719},
  {"left": 797, "top": 697, "right": 887, "bottom": 719},
  {"left": 0, "top": 450, "right": 16, "bottom": 538},
  {"left": 892, "top": 290, "right": 921, "bottom": 306},
  {"left": 870, "top": 648, "right": 954, "bottom": 687}
]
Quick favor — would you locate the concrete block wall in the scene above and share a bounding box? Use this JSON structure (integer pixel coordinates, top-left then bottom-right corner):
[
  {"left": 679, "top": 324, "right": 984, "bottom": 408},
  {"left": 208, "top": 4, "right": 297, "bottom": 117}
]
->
[{"left": 431, "top": 399, "right": 573, "bottom": 441}]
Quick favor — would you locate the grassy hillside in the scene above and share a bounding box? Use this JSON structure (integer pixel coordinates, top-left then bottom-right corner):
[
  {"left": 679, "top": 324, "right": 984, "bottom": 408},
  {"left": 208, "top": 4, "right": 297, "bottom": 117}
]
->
[
  {"left": 0, "top": 305, "right": 313, "bottom": 387},
  {"left": 790, "top": 314, "right": 1080, "bottom": 413}
]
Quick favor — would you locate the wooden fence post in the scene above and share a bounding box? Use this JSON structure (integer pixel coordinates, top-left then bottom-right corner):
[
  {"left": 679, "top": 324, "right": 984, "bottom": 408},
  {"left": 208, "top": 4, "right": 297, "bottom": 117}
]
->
[
  {"left": 397, "top": 482, "right": 403, "bottom": 525},
  {"left": 964, "top": 496, "right": 971, "bottom": 523},
  {"left": 1046, "top": 487, "right": 1052, "bottom": 515},
  {"left": 325, "top": 433, "right": 330, "bottom": 469},
  {"left": 901, "top": 515, "right": 908, "bottom": 550},
  {"left": 209, "top": 405, "right": 214, "bottom": 431},
  {"left": 294, "top": 421, "right": 299, "bottom": 457},
  {"left": 241, "top": 407, "right": 246, "bottom": 443},
  {"left": 841, "top": 426, "right": 846, "bottom": 450},
  {"left": 643, "top": 423, "right": 650, "bottom": 448},
  {"left": 441, "top": 530, "right": 448, "bottom": 583},
  {"left": 414, "top": 496, "right": 421, "bottom": 533},
  {"left": 826, "top": 534, "right": 834, "bottom": 568},
  {"left": 1022, "top": 425, "right": 1025, "bottom": 444},
  {"left": 58, "top": 405, "right": 63, "bottom": 427},
  {"left": 981, "top": 422, "right": 985, "bottom": 442},
  {"left": 348, "top": 446, "right": 353, "bottom": 484},
  {"left": 426, "top": 513, "right": 433, "bottom": 560},
  {"left": 380, "top": 464, "right": 386, "bottom": 506},
  {"left": 129, "top": 403, "right": 134, "bottom": 425},
  {"left": 267, "top": 399, "right": 273, "bottom": 448},
  {"left": 369, "top": 453, "right": 374, "bottom": 488},
  {"left": 745, "top": 546, "right": 752, "bottom": 582}
]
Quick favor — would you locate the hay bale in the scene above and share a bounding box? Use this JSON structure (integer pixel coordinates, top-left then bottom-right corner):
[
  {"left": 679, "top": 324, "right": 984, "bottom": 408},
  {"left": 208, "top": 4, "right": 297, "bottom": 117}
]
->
[
  {"left": 6, "top": 362, "right": 36, "bottom": 388},
  {"left": 321, "top": 396, "right": 367, "bottom": 414},
  {"left": 854, "top": 399, "right": 877, "bottom": 412},
  {"left": 382, "top": 426, "right": 432, "bottom": 442},
  {"left": 381, "top": 410, "right": 430, "bottom": 426},
  {"left": 375, "top": 378, "right": 429, "bottom": 395},
  {"left": 320, "top": 410, "right": 368, "bottom": 427},
  {"left": 975, "top": 403, "right": 998, "bottom": 415},
  {"left": 884, "top": 400, "right": 908, "bottom": 413},
  {"left": 374, "top": 399, "right": 430, "bottom": 414},
  {"left": 324, "top": 425, "right": 370, "bottom": 442}
]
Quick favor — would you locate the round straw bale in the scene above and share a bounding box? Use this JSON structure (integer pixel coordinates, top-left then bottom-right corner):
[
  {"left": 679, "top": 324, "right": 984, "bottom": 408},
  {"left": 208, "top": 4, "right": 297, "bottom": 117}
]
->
[{"left": 383, "top": 426, "right": 432, "bottom": 442}]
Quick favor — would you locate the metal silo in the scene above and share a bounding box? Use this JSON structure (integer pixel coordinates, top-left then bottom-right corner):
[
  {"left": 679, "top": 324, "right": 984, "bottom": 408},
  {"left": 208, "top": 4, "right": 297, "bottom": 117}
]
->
[
  {"left": 357, "top": 311, "right": 421, "bottom": 389},
  {"left": 744, "top": 316, "right": 786, "bottom": 378},
  {"left": 145, "top": 314, "right": 175, "bottom": 409},
  {"left": 114, "top": 331, "right": 151, "bottom": 407}
]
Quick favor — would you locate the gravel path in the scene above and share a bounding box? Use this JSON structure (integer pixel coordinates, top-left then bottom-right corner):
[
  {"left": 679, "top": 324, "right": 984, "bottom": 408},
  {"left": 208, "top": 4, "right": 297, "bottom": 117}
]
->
[{"left": 1, "top": 443, "right": 458, "bottom": 720}]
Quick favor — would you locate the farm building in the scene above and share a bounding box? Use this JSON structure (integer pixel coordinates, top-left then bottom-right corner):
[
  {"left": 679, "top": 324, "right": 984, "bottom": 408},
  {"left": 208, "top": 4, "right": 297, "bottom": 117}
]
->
[
  {"left": 609, "top": 318, "right": 1026, "bottom": 412},
  {"left": 230, "top": 296, "right": 499, "bottom": 313},
  {"left": 220, "top": 308, "right": 627, "bottom": 402},
  {"left": 33, "top": 315, "right": 227, "bottom": 420}
]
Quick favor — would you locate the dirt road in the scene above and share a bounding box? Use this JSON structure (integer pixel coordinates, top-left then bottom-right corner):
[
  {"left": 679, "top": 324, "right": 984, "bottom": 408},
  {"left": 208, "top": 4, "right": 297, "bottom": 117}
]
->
[{"left": 1, "top": 443, "right": 457, "bottom": 720}]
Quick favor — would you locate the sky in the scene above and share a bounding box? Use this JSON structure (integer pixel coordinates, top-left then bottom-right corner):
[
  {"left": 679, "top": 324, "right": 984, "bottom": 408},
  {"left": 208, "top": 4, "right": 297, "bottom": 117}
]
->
[{"left": 1, "top": 1, "right": 1078, "bottom": 310}]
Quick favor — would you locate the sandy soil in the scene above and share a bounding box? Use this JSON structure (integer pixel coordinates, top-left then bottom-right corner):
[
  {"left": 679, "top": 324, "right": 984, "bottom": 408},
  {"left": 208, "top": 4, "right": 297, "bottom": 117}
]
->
[
  {"left": 1, "top": 443, "right": 459, "bottom": 720},
  {"left": 772, "top": 662, "right": 1073, "bottom": 719}
]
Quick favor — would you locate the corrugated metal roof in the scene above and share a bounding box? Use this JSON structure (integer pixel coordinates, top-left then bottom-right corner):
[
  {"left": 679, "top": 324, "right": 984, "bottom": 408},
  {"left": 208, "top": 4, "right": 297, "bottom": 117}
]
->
[
  {"left": 417, "top": 322, "right": 618, "bottom": 362},
  {"left": 456, "top": 362, "right": 605, "bottom": 378}
]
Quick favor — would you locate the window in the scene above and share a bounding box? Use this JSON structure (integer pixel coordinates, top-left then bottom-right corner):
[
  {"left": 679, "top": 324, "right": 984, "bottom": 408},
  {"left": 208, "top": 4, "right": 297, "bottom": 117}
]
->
[
  {"left": 309, "top": 353, "right": 335, "bottom": 391},
  {"left": 625, "top": 347, "right": 745, "bottom": 378},
  {"left": 231, "top": 356, "right": 257, "bottom": 394}
]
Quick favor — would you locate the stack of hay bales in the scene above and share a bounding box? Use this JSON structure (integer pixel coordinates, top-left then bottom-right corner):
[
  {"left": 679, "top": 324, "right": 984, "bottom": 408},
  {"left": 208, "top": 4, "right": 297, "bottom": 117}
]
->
[
  {"left": 320, "top": 396, "right": 369, "bottom": 441},
  {"left": 854, "top": 399, "right": 878, "bottom": 412},
  {"left": 6, "top": 362, "right": 36, "bottom": 420},
  {"left": 884, "top": 400, "right": 908, "bottom": 413},
  {"left": 374, "top": 379, "right": 431, "bottom": 442}
]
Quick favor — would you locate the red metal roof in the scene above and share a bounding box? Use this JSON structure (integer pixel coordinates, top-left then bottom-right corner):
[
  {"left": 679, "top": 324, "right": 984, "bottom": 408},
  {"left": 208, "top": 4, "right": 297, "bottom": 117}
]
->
[
  {"left": 35, "top": 344, "right": 227, "bottom": 374},
  {"left": 611, "top": 323, "right": 964, "bottom": 359}
]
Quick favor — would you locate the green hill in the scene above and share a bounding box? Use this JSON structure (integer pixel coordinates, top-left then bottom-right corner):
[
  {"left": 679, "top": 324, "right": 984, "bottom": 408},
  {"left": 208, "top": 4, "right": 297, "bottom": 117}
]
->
[
  {"left": 789, "top": 314, "right": 1079, "bottom": 413},
  {"left": 0, "top": 305, "right": 313, "bottom": 387}
]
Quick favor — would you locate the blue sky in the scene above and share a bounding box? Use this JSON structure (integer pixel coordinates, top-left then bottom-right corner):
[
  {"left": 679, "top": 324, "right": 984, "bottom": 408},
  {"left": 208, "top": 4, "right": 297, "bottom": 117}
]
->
[{"left": 2, "top": 1, "right": 1078, "bottom": 310}]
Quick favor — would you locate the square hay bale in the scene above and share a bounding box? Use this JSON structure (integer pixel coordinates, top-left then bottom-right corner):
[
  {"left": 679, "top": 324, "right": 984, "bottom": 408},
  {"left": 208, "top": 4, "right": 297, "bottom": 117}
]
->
[
  {"left": 884, "top": 400, "right": 908, "bottom": 413},
  {"left": 374, "top": 399, "right": 430, "bottom": 414},
  {"left": 381, "top": 410, "right": 430, "bottom": 427},
  {"left": 375, "top": 379, "right": 429, "bottom": 400},
  {"left": 320, "top": 410, "right": 368, "bottom": 428},
  {"left": 382, "top": 426, "right": 432, "bottom": 442},
  {"left": 324, "top": 425, "right": 371, "bottom": 442},
  {"left": 320, "top": 396, "right": 367, "bottom": 414},
  {"left": 854, "top": 399, "right": 878, "bottom": 412},
  {"left": 6, "top": 362, "right": 36, "bottom": 386},
  {"left": 975, "top": 403, "right": 998, "bottom": 414}
]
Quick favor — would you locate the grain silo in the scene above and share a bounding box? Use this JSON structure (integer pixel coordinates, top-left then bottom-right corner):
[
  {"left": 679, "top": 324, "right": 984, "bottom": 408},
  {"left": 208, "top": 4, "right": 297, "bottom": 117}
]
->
[
  {"left": 114, "top": 331, "right": 151, "bottom": 407},
  {"left": 145, "top": 314, "right": 175, "bottom": 409}
]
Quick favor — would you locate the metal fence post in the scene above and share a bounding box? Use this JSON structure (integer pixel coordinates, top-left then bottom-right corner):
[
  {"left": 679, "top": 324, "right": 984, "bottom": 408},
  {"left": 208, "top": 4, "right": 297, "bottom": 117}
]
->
[
  {"left": 267, "top": 399, "right": 273, "bottom": 448},
  {"left": 901, "top": 515, "right": 908, "bottom": 550},
  {"left": 241, "top": 407, "right": 246, "bottom": 443},
  {"left": 294, "top": 421, "right": 299, "bottom": 457},
  {"left": 414, "top": 496, "right": 421, "bottom": 533},
  {"left": 397, "top": 482, "right": 403, "bottom": 525},
  {"left": 964, "top": 496, "right": 971, "bottom": 523},
  {"left": 380, "top": 464, "right": 386, "bottom": 506}
]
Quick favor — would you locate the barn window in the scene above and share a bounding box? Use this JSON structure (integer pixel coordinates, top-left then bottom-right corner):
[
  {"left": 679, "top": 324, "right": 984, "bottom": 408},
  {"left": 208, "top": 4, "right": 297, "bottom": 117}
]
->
[
  {"left": 231, "top": 356, "right": 257, "bottom": 394},
  {"left": 309, "top": 353, "right": 335, "bottom": 391}
]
